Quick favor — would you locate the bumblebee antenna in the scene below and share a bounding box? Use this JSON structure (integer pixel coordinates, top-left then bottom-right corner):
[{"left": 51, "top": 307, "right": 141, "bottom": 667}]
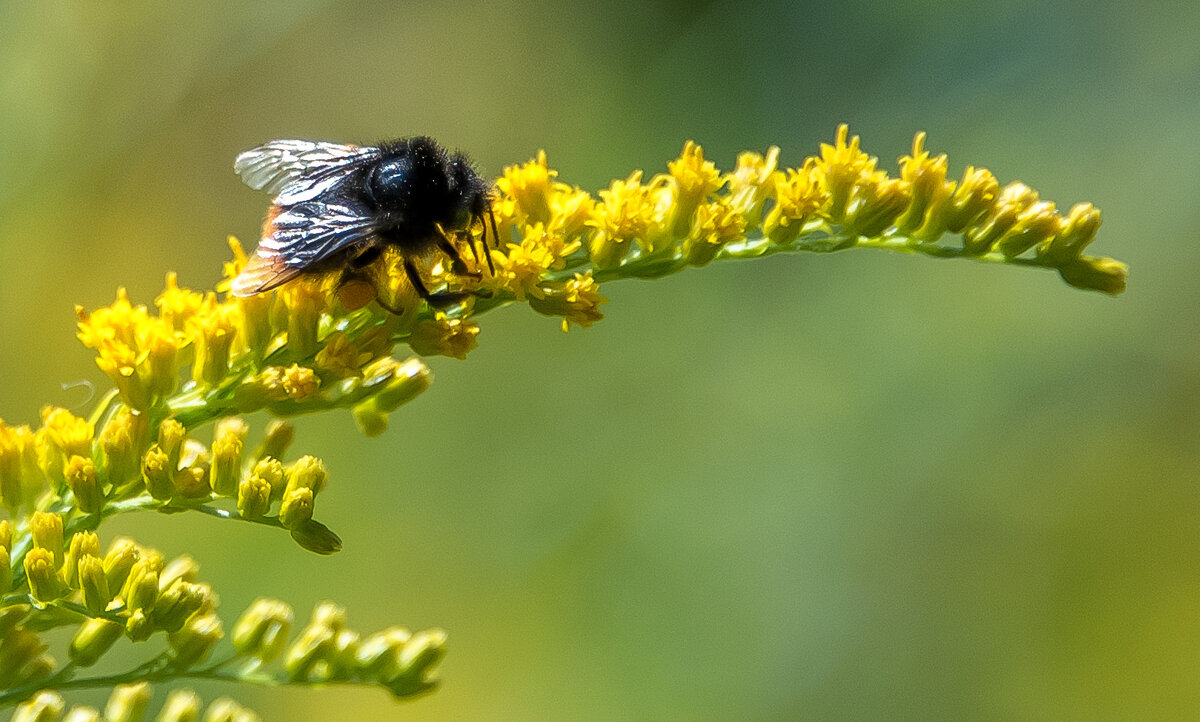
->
[{"left": 484, "top": 206, "right": 499, "bottom": 276}]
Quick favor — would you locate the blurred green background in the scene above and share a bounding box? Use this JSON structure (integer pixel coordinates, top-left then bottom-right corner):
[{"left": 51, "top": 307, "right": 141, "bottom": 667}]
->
[{"left": 2, "top": 0, "right": 1199, "bottom": 718}]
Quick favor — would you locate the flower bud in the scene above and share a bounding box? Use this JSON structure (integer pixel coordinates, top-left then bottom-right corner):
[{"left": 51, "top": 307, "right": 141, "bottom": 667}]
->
[
  {"left": 203, "top": 698, "right": 261, "bottom": 722},
  {"left": 158, "top": 419, "right": 187, "bottom": 472},
  {"left": 233, "top": 598, "right": 294, "bottom": 663},
  {"left": 278, "top": 487, "right": 314, "bottom": 529},
  {"left": 843, "top": 175, "right": 911, "bottom": 239},
  {"left": 29, "top": 512, "right": 64, "bottom": 565},
  {"left": 311, "top": 602, "right": 346, "bottom": 631},
  {"left": 153, "top": 580, "right": 211, "bottom": 633},
  {"left": 168, "top": 613, "right": 223, "bottom": 668},
  {"left": 65, "top": 455, "right": 102, "bottom": 513},
  {"left": 253, "top": 420, "right": 294, "bottom": 463},
  {"left": 121, "top": 552, "right": 163, "bottom": 610},
  {"left": 0, "top": 626, "right": 46, "bottom": 689},
  {"left": 159, "top": 555, "right": 200, "bottom": 591},
  {"left": 142, "top": 444, "right": 175, "bottom": 500},
  {"left": 248, "top": 458, "right": 285, "bottom": 502},
  {"left": 0, "top": 604, "right": 29, "bottom": 636},
  {"left": 15, "top": 652, "right": 54, "bottom": 687},
  {"left": 24, "top": 547, "right": 64, "bottom": 602},
  {"left": 174, "top": 465, "right": 212, "bottom": 498},
  {"left": 100, "top": 408, "right": 144, "bottom": 487},
  {"left": 282, "top": 282, "right": 324, "bottom": 358},
  {"left": 408, "top": 316, "right": 479, "bottom": 359},
  {"left": 78, "top": 554, "right": 111, "bottom": 614},
  {"left": 1058, "top": 256, "right": 1128, "bottom": 296},
  {"left": 125, "top": 609, "right": 154, "bottom": 642},
  {"left": 156, "top": 689, "right": 202, "bottom": 722},
  {"left": 936, "top": 166, "right": 998, "bottom": 233},
  {"left": 103, "top": 537, "right": 140, "bottom": 592},
  {"left": 1040, "top": 202, "right": 1101, "bottom": 264},
  {"left": 283, "top": 623, "right": 335, "bottom": 682},
  {"left": 355, "top": 626, "right": 412, "bottom": 677},
  {"left": 234, "top": 367, "right": 290, "bottom": 409},
  {"left": 140, "top": 318, "right": 184, "bottom": 400},
  {"left": 38, "top": 407, "right": 93, "bottom": 485},
  {"left": 996, "top": 201, "right": 1061, "bottom": 258},
  {"left": 281, "top": 364, "right": 320, "bottom": 402},
  {"left": 210, "top": 418, "right": 247, "bottom": 497},
  {"left": 103, "top": 682, "right": 151, "bottom": 722},
  {"left": 0, "top": 423, "right": 34, "bottom": 512},
  {"left": 962, "top": 202, "right": 1020, "bottom": 255},
  {"left": 383, "top": 628, "right": 448, "bottom": 698},
  {"left": 330, "top": 628, "right": 361, "bottom": 679},
  {"left": 191, "top": 298, "right": 238, "bottom": 386},
  {"left": 237, "top": 475, "right": 272, "bottom": 519},
  {"left": 63, "top": 707, "right": 101, "bottom": 722},
  {"left": 0, "top": 547, "right": 10, "bottom": 595},
  {"left": 10, "top": 690, "right": 63, "bottom": 722},
  {"left": 285, "top": 456, "right": 327, "bottom": 496},
  {"left": 351, "top": 402, "right": 389, "bottom": 437},
  {"left": 69, "top": 618, "right": 124, "bottom": 667},
  {"left": 61, "top": 530, "right": 100, "bottom": 587},
  {"left": 369, "top": 357, "right": 432, "bottom": 412},
  {"left": 283, "top": 602, "right": 345, "bottom": 681}
]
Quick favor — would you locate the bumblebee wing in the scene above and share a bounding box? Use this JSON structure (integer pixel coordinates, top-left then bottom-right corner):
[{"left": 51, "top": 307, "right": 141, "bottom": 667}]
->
[
  {"left": 234, "top": 140, "right": 381, "bottom": 200},
  {"left": 231, "top": 249, "right": 305, "bottom": 296},
  {"left": 231, "top": 201, "right": 378, "bottom": 297}
]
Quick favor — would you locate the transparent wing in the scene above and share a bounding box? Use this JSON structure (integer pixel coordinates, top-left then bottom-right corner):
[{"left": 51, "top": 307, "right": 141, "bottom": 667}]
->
[
  {"left": 234, "top": 139, "right": 381, "bottom": 199},
  {"left": 230, "top": 201, "right": 377, "bottom": 297}
]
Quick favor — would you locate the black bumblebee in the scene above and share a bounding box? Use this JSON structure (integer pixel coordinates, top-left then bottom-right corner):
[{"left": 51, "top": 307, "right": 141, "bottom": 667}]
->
[{"left": 232, "top": 136, "right": 497, "bottom": 309}]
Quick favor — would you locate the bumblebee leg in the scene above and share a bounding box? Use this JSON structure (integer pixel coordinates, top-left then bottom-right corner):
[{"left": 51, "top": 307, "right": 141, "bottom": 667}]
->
[
  {"left": 484, "top": 207, "right": 499, "bottom": 275},
  {"left": 404, "top": 257, "right": 486, "bottom": 309},
  {"left": 464, "top": 216, "right": 485, "bottom": 270},
  {"left": 372, "top": 293, "right": 407, "bottom": 315},
  {"left": 433, "top": 226, "right": 482, "bottom": 279},
  {"left": 402, "top": 257, "right": 433, "bottom": 299}
]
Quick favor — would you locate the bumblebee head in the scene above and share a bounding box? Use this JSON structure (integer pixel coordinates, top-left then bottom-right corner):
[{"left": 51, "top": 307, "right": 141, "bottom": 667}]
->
[{"left": 448, "top": 154, "right": 492, "bottom": 224}]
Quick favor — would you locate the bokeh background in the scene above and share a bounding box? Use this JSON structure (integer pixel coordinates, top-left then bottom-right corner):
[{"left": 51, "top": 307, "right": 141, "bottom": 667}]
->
[{"left": 2, "top": 0, "right": 1199, "bottom": 718}]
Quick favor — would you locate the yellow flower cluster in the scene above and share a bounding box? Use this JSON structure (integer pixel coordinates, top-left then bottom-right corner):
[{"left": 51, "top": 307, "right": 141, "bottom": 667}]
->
[
  {"left": 3, "top": 402, "right": 340, "bottom": 551},
  {"left": 2, "top": 522, "right": 221, "bottom": 678},
  {"left": 246, "top": 599, "right": 446, "bottom": 698},
  {"left": 484, "top": 124, "right": 1126, "bottom": 298},
  {"left": 75, "top": 260, "right": 435, "bottom": 439},
  {"left": 68, "top": 126, "right": 1122, "bottom": 393},
  {"left": 0, "top": 521, "right": 446, "bottom": 709},
  {"left": 14, "top": 685, "right": 261, "bottom": 722},
  {"left": 486, "top": 152, "right": 607, "bottom": 330}
]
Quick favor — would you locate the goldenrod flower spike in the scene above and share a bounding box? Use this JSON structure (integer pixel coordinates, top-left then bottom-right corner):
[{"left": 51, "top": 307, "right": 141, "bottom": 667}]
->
[{"left": 487, "top": 124, "right": 1125, "bottom": 304}]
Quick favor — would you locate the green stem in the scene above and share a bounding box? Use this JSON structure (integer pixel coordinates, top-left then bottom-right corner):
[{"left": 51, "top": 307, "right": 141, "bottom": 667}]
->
[
  {"left": 540, "top": 229, "right": 1057, "bottom": 285},
  {"left": 0, "top": 655, "right": 390, "bottom": 707},
  {"left": 6, "top": 495, "right": 286, "bottom": 597},
  {"left": 94, "top": 495, "right": 287, "bottom": 531}
]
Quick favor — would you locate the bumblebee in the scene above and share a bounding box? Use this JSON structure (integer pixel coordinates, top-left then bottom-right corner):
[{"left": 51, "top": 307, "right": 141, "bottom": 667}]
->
[{"left": 232, "top": 136, "right": 497, "bottom": 309}]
